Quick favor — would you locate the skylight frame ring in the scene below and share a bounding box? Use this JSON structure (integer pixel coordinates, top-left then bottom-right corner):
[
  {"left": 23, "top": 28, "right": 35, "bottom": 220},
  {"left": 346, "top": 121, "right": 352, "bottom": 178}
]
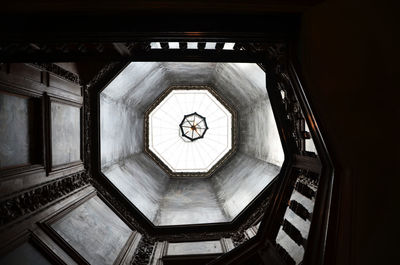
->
[{"left": 144, "top": 85, "right": 238, "bottom": 178}]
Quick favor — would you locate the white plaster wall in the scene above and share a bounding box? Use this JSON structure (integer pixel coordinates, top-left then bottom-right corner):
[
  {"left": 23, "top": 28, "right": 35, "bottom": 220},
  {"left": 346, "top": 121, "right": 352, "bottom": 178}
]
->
[
  {"left": 211, "top": 63, "right": 267, "bottom": 109},
  {"left": 102, "top": 62, "right": 165, "bottom": 104},
  {"left": 211, "top": 63, "right": 284, "bottom": 167},
  {"left": 240, "top": 96, "right": 285, "bottom": 166},
  {"left": 100, "top": 94, "right": 143, "bottom": 169},
  {"left": 212, "top": 152, "right": 281, "bottom": 219},
  {"left": 154, "top": 179, "right": 228, "bottom": 225},
  {"left": 102, "top": 153, "right": 169, "bottom": 222},
  {"left": 162, "top": 62, "right": 216, "bottom": 86}
]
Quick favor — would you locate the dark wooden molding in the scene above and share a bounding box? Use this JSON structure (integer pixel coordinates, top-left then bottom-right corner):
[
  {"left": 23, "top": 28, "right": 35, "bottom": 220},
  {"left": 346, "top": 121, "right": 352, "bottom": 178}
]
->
[
  {"left": 0, "top": 170, "right": 89, "bottom": 227},
  {"left": 91, "top": 169, "right": 275, "bottom": 241},
  {"left": 38, "top": 189, "right": 96, "bottom": 265},
  {"left": 0, "top": 62, "right": 83, "bottom": 182},
  {"left": 293, "top": 154, "right": 321, "bottom": 173},
  {"left": 0, "top": 230, "right": 68, "bottom": 265},
  {"left": 206, "top": 40, "right": 333, "bottom": 265},
  {"left": 287, "top": 62, "right": 335, "bottom": 265},
  {"left": 37, "top": 189, "right": 141, "bottom": 265},
  {"left": 289, "top": 200, "right": 311, "bottom": 221},
  {"left": 0, "top": 29, "right": 333, "bottom": 265},
  {"left": 29, "top": 63, "right": 80, "bottom": 85},
  {"left": 162, "top": 253, "right": 222, "bottom": 265},
  {"left": 115, "top": 231, "right": 142, "bottom": 265},
  {"left": 0, "top": 87, "right": 45, "bottom": 178},
  {"left": 131, "top": 236, "right": 156, "bottom": 265}
]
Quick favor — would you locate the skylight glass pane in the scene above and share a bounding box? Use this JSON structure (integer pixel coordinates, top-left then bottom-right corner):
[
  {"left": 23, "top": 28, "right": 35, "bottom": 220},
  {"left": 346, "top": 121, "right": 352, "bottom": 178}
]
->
[
  {"left": 187, "top": 42, "right": 198, "bottom": 49},
  {"left": 150, "top": 42, "right": 162, "bottom": 49},
  {"left": 148, "top": 89, "right": 232, "bottom": 173},
  {"left": 205, "top": 42, "right": 217, "bottom": 49},
  {"left": 223, "top": 42, "right": 235, "bottom": 50},
  {"left": 168, "top": 42, "right": 180, "bottom": 49}
]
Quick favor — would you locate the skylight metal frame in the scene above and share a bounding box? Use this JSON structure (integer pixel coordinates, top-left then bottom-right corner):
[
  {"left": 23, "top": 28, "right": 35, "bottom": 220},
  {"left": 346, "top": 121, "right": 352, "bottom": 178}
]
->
[{"left": 179, "top": 112, "right": 209, "bottom": 141}]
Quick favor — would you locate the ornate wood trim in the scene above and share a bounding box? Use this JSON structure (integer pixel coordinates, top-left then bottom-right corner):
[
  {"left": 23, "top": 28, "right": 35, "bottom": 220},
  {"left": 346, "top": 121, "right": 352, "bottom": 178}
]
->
[
  {"left": 0, "top": 171, "right": 89, "bottom": 227},
  {"left": 0, "top": 86, "right": 45, "bottom": 178},
  {"left": 29, "top": 63, "right": 80, "bottom": 85},
  {"left": 38, "top": 188, "right": 97, "bottom": 265},
  {"left": 131, "top": 236, "right": 156, "bottom": 265},
  {"left": 0, "top": 229, "right": 68, "bottom": 265}
]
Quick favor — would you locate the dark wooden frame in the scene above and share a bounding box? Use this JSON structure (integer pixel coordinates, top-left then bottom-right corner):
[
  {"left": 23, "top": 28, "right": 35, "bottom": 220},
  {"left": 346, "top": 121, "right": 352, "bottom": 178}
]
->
[
  {"left": 150, "top": 238, "right": 233, "bottom": 265},
  {"left": 0, "top": 63, "right": 85, "bottom": 201},
  {"left": 39, "top": 189, "right": 140, "bottom": 265},
  {"left": 0, "top": 229, "right": 68, "bottom": 265},
  {"left": 0, "top": 86, "right": 45, "bottom": 178},
  {"left": 0, "top": 12, "right": 335, "bottom": 264},
  {"left": 163, "top": 254, "right": 222, "bottom": 265},
  {"left": 287, "top": 62, "right": 334, "bottom": 265},
  {"left": 208, "top": 54, "right": 333, "bottom": 265}
]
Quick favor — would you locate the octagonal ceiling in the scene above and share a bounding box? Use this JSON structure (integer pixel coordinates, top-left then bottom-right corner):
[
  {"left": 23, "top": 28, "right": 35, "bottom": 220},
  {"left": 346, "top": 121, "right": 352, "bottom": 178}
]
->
[
  {"left": 145, "top": 86, "right": 237, "bottom": 177},
  {"left": 100, "top": 62, "right": 285, "bottom": 226}
]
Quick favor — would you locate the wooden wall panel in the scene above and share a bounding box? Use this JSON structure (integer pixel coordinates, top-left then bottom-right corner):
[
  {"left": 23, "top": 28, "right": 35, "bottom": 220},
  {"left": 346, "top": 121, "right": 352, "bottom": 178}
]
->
[
  {"left": 0, "top": 92, "right": 34, "bottom": 169},
  {"left": 48, "top": 74, "right": 81, "bottom": 96},
  {"left": 50, "top": 196, "right": 133, "bottom": 265},
  {"left": 0, "top": 88, "right": 44, "bottom": 180},
  {"left": 0, "top": 63, "right": 83, "bottom": 196},
  {"left": 0, "top": 241, "right": 53, "bottom": 265}
]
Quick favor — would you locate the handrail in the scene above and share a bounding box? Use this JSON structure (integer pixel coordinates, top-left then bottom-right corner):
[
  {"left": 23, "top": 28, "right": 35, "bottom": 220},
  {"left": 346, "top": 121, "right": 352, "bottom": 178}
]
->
[
  {"left": 208, "top": 50, "right": 334, "bottom": 265},
  {"left": 288, "top": 62, "right": 334, "bottom": 265}
]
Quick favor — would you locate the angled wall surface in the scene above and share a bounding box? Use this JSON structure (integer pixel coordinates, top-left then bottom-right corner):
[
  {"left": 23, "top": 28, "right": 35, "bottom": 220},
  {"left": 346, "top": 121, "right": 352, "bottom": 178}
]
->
[{"left": 100, "top": 62, "right": 284, "bottom": 226}]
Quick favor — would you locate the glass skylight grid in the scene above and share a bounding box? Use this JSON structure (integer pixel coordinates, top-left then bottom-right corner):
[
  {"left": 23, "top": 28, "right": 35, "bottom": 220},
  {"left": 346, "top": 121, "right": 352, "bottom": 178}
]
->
[{"left": 148, "top": 89, "right": 232, "bottom": 173}]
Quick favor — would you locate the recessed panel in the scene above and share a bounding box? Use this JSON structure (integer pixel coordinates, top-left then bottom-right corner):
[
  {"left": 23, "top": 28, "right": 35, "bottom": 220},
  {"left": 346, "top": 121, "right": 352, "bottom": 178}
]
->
[
  {"left": 51, "top": 101, "right": 80, "bottom": 167},
  {"left": 0, "top": 242, "right": 52, "bottom": 265},
  {"left": 167, "top": 241, "right": 223, "bottom": 256},
  {"left": 0, "top": 92, "right": 41, "bottom": 169},
  {"left": 51, "top": 196, "right": 132, "bottom": 265}
]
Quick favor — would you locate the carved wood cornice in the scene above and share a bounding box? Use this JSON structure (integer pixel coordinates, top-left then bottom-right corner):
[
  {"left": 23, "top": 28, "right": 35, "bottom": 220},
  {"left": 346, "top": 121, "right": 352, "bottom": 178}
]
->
[
  {"left": 29, "top": 62, "right": 80, "bottom": 85},
  {"left": 131, "top": 236, "right": 155, "bottom": 265},
  {"left": 0, "top": 171, "right": 89, "bottom": 228}
]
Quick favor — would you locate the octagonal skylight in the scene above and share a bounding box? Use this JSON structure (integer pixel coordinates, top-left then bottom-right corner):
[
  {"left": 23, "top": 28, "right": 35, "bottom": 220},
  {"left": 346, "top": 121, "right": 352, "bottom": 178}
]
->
[
  {"left": 100, "top": 62, "right": 284, "bottom": 226},
  {"left": 145, "top": 86, "right": 236, "bottom": 177}
]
